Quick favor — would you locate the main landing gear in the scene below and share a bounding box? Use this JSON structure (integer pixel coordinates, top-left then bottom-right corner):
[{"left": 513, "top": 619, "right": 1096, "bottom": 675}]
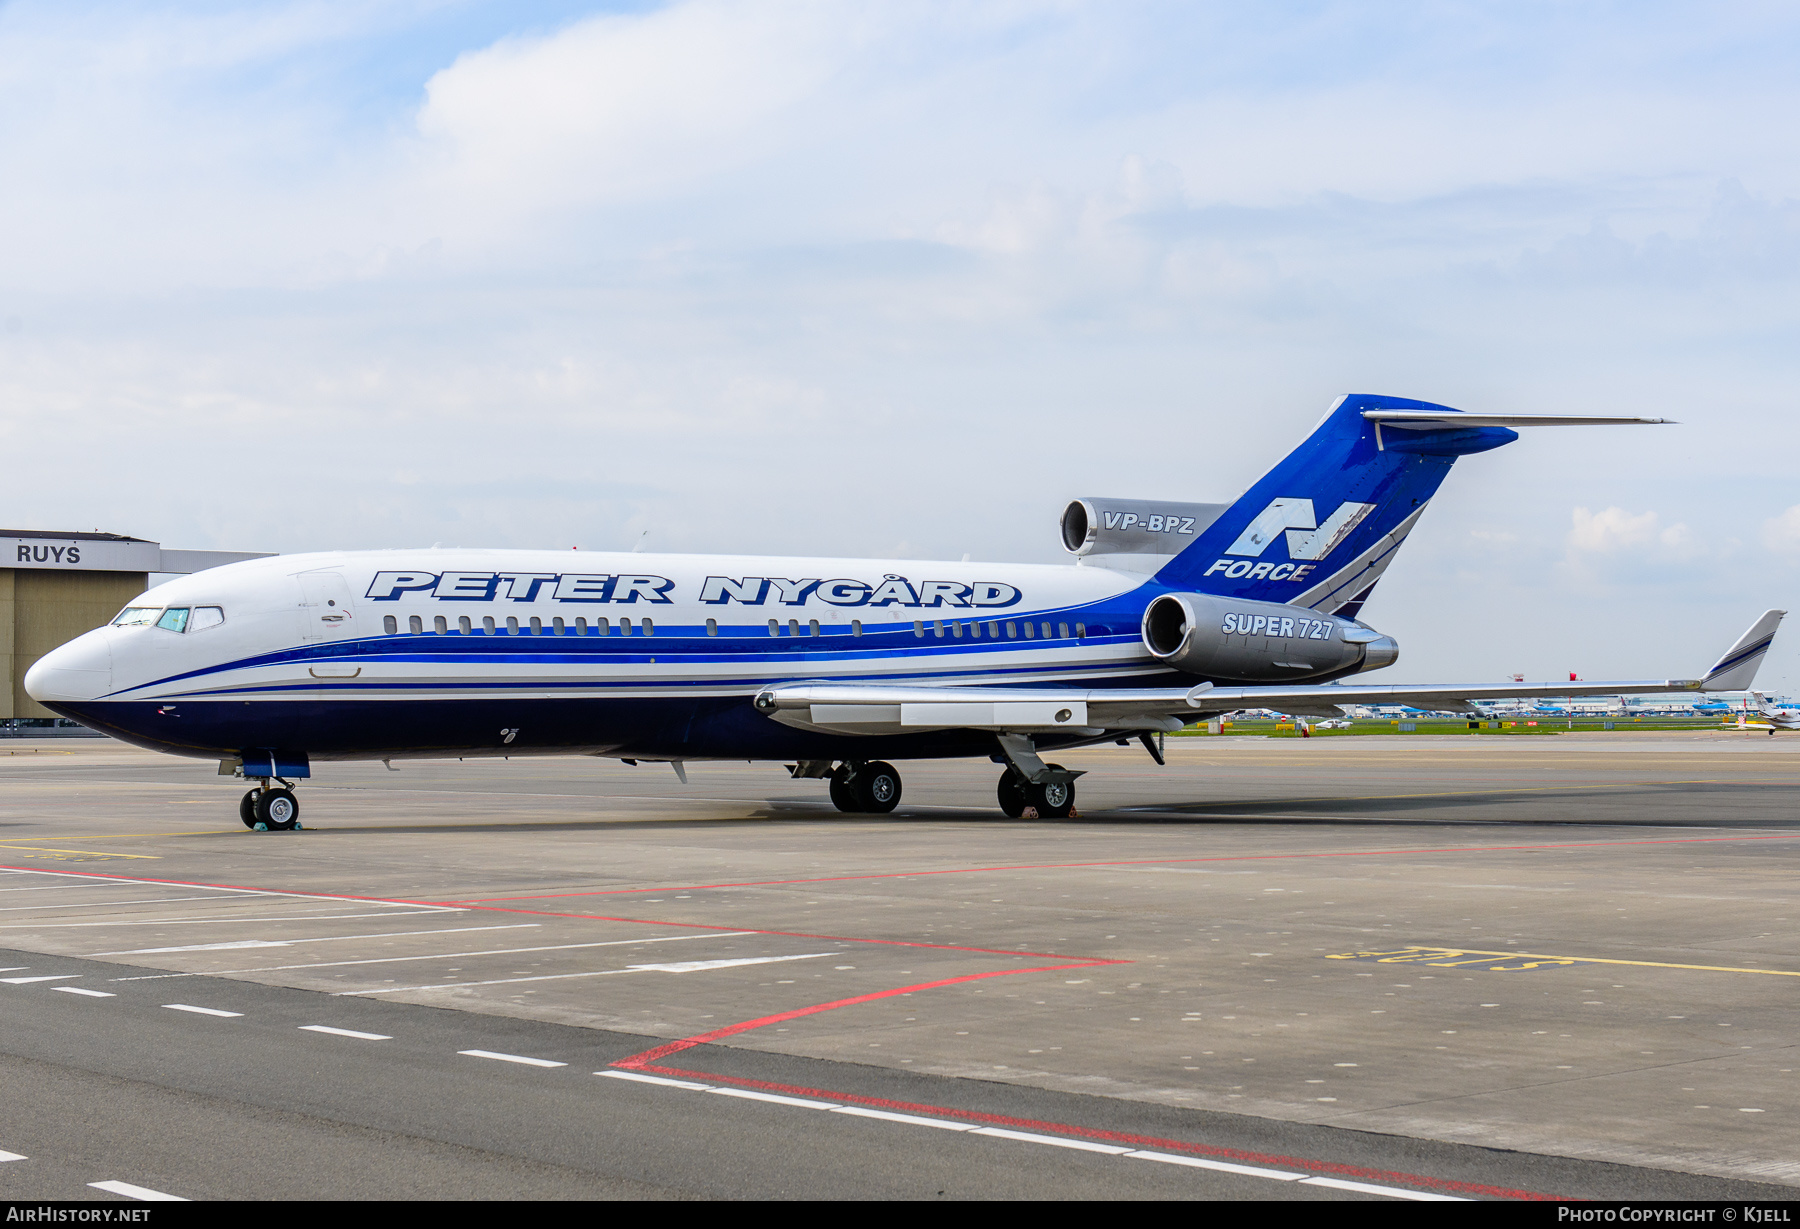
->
[
  {"left": 238, "top": 783, "right": 302, "bottom": 832},
  {"left": 996, "top": 765, "right": 1076, "bottom": 819},
  {"left": 827, "top": 761, "right": 902, "bottom": 814}
]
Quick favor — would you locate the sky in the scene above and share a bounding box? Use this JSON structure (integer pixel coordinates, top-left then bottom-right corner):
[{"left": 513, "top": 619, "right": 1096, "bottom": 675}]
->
[{"left": 2, "top": 0, "right": 1798, "bottom": 685}]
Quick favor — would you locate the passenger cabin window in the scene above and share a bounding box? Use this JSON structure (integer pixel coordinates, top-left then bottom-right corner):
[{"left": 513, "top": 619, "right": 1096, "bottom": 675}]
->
[
  {"left": 189, "top": 607, "right": 225, "bottom": 632},
  {"left": 113, "top": 607, "right": 161, "bottom": 627},
  {"left": 383, "top": 615, "right": 398, "bottom": 634},
  {"left": 410, "top": 615, "right": 424, "bottom": 634},
  {"left": 155, "top": 608, "right": 190, "bottom": 633},
  {"left": 851, "top": 620, "right": 862, "bottom": 637},
  {"left": 706, "top": 618, "right": 718, "bottom": 636}
]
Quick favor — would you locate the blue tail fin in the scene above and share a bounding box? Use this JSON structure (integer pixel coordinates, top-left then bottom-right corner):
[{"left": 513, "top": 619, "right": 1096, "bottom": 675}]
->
[{"left": 1154, "top": 394, "right": 1517, "bottom": 615}]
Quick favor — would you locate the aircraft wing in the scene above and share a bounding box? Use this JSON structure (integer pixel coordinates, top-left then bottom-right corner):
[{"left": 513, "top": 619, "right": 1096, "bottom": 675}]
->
[
  {"left": 754, "top": 610, "right": 1785, "bottom": 732},
  {"left": 753, "top": 677, "right": 1705, "bottom": 733}
]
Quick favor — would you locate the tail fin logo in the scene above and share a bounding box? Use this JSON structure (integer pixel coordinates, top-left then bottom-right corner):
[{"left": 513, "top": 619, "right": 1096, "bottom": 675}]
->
[{"left": 1224, "top": 498, "right": 1377, "bottom": 562}]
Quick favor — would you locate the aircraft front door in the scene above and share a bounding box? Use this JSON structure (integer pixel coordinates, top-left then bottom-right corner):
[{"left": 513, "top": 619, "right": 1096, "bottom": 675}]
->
[{"left": 297, "top": 571, "right": 359, "bottom": 643}]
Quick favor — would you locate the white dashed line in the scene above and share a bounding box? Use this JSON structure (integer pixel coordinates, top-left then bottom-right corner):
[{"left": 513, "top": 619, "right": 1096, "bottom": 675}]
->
[
  {"left": 1, "top": 974, "right": 80, "bottom": 985},
  {"left": 0, "top": 1150, "right": 25, "bottom": 1163},
  {"left": 300, "top": 1025, "right": 391, "bottom": 1040},
  {"left": 53, "top": 986, "right": 115, "bottom": 998},
  {"left": 458, "top": 1050, "right": 566, "bottom": 1068},
  {"left": 89, "top": 1180, "right": 188, "bottom": 1201},
  {"left": 163, "top": 1004, "right": 243, "bottom": 1018},
  {"left": 596, "top": 1070, "right": 712, "bottom": 1091}
]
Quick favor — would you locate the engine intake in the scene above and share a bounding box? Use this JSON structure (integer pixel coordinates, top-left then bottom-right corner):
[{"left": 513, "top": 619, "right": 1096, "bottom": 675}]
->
[{"left": 1142, "top": 591, "right": 1398, "bottom": 683}]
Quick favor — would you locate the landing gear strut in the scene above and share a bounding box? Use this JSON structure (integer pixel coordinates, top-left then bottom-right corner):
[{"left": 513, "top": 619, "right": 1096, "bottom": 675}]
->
[
  {"left": 828, "top": 761, "right": 902, "bottom": 814},
  {"left": 239, "top": 782, "right": 301, "bottom": 832}
]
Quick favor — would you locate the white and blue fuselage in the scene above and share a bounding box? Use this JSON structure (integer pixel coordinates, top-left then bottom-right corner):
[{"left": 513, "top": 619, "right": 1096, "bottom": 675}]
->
[
  {"left": 28, "top": 547, "right": 1177, "bottom": 766},
  {"left": 27, "top": 394, "right": 1712, "bottom": 804}
]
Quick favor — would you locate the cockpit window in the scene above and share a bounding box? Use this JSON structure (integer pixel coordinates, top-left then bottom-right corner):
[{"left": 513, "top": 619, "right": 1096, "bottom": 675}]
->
[
  {"left": 189, "top": 607, "right": 225, "bottom": 632},
  {"left": 155, "top": 607, "right": 190, "bottom": 633},
  {"left": 113, "top": 607, "right": 161, "bottom": 627}
]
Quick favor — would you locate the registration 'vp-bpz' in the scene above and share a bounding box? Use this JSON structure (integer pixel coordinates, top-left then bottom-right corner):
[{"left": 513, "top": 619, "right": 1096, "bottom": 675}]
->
[{"left": 365, "top": 571, "right": 1024, "bottom": 608}]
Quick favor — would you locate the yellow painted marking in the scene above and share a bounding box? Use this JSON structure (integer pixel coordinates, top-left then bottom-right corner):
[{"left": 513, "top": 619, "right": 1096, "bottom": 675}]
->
[
  {"left": 0, "top": 831, "right": 221, "bottom": 841},
  {"left": 1185, "top": 781, "right": 1721, "bottom": 809},
  {"left": 0, "top": 845, "right": 160, "bottom": 861},
  {"left": 1327, "top": 945, "right": 1800, "bottom": 977}
]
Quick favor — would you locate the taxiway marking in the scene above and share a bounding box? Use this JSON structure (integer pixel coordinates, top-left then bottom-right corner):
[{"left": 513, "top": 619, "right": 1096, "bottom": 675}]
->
[
  {"left": 0, "top": 846, "right": 158, "bottom": 861},
  {"left": 300, "top": 1025, "right": 391, "bottom": 1040},
  {"left": 1328, "top": 944, "right": 1800, "bottom": 978},
  {"left": 446, "top": 830, "right": 1800, "bottom": 905},
  {"left": 458, "top": 1050, "right": 566, "bottom": 1068},
  {"left": 341, "top": 950, "right": 842, "bottom": 995},
  {"left": 163, "top": 1003, "right": 242, "bottom": 1018},
  {"left": 595, "top": 1068, "right": 1492, "bottom": 1200},
  {"left": 89, "top": 1180, "right": 187, "bottom": 1201},
  {"left": 112, "top": 931, "right": 755, "bottom": 980},
  {"left": 90, "top": 923, "right": 542, "bottom": 956},
  {"left": 53, "top": 986, "right": 115, "bottom": 997}
]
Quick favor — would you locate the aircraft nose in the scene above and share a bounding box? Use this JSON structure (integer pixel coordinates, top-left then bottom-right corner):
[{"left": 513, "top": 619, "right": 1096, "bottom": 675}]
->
[{"left": 24, "top": 629, "right": 114, "bottom": 702}]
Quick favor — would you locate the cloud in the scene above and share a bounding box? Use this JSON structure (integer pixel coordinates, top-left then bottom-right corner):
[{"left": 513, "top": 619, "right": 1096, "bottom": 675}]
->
[
  {"left": 1567, "top": 506, "right": 1701, "bottom": 557},
  {"left": 1762, "top": 505, "right": 1800, "bottom": 557}
]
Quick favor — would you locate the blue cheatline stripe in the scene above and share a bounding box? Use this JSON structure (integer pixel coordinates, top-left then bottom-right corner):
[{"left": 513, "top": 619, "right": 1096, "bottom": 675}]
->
[
  {"left": 109, "top": 628, "right": 1150, "bottom": 698},
  {"left": 124, "top": 661, "right": 1179, "bottom": 703},
  {"left": 1708, "top": 637, "right": 1773, "bottom": 675}
]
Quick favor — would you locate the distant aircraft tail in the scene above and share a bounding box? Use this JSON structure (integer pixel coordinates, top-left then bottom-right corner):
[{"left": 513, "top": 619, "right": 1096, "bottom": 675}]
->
[
  {"left": 1154, "top": 394, "right": 1519, "bottom": 617},
  {"left": 1700, "top": 610, "right": 1787, "bottom": 691}
]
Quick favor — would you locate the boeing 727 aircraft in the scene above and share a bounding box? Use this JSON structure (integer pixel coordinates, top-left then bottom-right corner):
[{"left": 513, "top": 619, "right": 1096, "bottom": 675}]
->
[{"left": 24, "top": 394, "right": 1784, "bottom": 830}]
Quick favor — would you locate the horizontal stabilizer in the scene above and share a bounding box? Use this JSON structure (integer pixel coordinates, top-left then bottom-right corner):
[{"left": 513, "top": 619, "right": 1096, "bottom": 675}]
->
[
  {"left": 1362, "top": 411, "right": 1674, "bottom": 429},
  {"left": 1701, "top": 610, "right": 1786, "bottom": 692}
]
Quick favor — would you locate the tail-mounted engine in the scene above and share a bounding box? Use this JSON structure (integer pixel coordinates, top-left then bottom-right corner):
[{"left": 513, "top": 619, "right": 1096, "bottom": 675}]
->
[
  {"left": 1062, "top": 498, "right": 1229, "bottom": 567},
  {"left": 1142, "top": 591, "right": 1398, "bottom": 683}
]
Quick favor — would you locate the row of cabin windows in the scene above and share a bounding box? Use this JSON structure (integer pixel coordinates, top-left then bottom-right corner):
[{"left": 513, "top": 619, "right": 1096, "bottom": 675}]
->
[
  {"left": 379, "top": 614, "right": 1087, "bottom": 640},
  {"left": 380, "top": 614, "right": 654, "bottom": 636},
  {"left": 917, "top": 619, "right": 1083, "bottom": 640}
]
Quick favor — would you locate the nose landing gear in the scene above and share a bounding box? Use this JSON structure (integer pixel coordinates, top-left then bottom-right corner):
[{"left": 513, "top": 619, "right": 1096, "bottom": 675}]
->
[{"left": 238, "top": 783, "right": 302, "bottom": 832}]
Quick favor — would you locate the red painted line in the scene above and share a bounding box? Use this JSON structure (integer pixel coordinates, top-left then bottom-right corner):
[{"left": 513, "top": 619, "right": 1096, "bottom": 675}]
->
[
  {"left": 617, "top": 1061, "right": 1552, "bottom": 1200},
  {"left": 0, "top": 862, "right": 1120, "bottom": 964},
  {"left": 617, "top": 963, "right": 1107, "bottom": 1068},
  {"left": 450, "top": 831, "right": 1800, "bottom": 904},
  {"left": 434, "top": 902, "right": 1119, "bottom": 962},
  {"left": 0, "top": 864, "right": 455, "bottom": 909}
]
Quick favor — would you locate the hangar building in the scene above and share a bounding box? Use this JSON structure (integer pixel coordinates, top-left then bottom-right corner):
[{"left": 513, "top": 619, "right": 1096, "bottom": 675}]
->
[{"left": 2, "top": 530, "right": 268, "bottom": 719}]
